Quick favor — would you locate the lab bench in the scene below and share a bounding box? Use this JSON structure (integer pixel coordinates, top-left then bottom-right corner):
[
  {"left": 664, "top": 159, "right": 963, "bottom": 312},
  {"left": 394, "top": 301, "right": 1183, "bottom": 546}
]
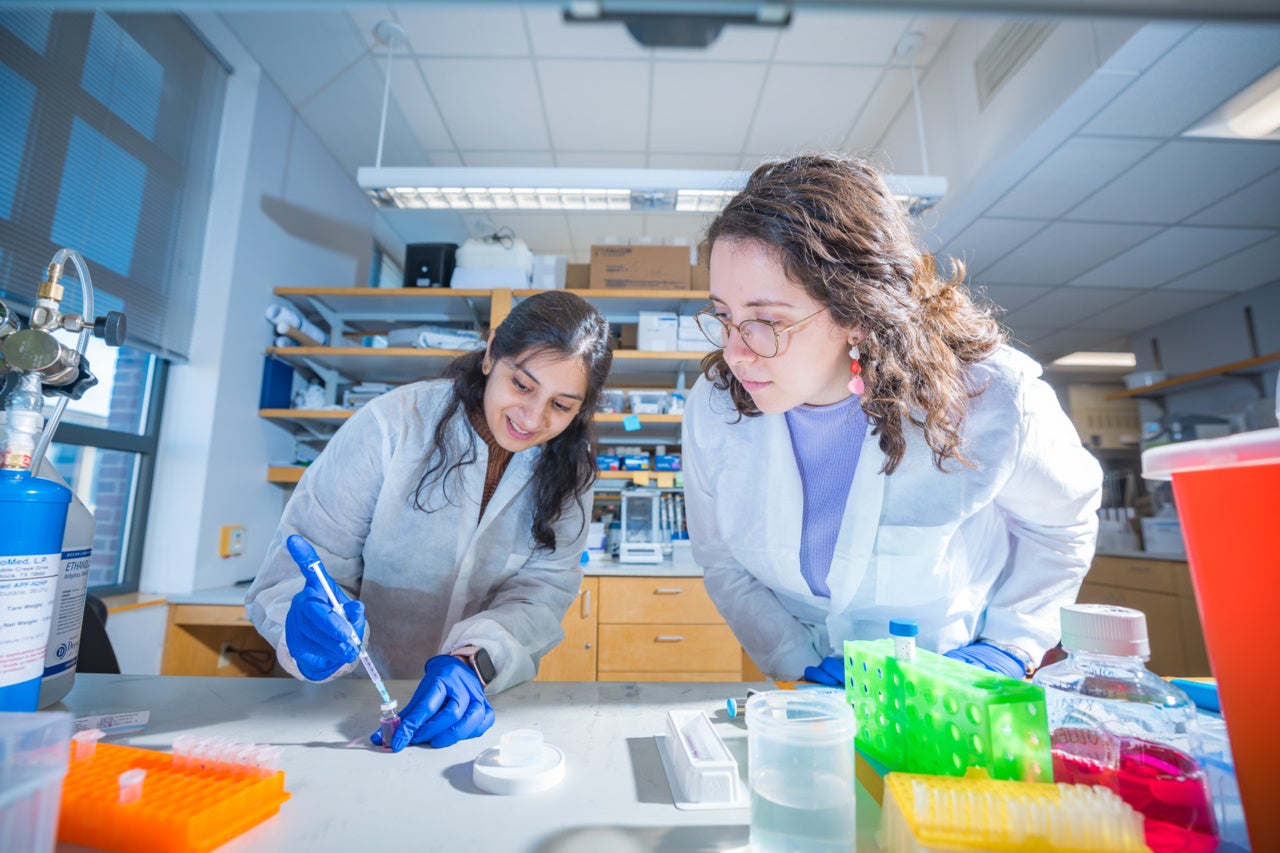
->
[{"left": 52, "top": 674, "right": 883, "bottom": 852}]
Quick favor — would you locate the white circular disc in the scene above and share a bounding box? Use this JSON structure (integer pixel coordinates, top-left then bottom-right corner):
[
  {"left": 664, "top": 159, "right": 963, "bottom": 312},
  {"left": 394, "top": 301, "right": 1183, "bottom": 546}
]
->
[{"left": 472, "top": 743, "right": 565, "bottom": 795}]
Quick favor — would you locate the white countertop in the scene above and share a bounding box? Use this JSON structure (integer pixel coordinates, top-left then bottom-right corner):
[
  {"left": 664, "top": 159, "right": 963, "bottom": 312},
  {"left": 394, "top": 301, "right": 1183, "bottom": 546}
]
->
[{"left": 53, "top": 674, "right": 882, "bottom": 852}]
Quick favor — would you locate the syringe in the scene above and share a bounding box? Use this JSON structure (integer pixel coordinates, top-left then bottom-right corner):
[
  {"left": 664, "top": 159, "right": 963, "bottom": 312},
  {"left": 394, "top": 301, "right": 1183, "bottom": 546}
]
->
[{"left": 286, "top": 534, "right": 392, "bottom": 706}]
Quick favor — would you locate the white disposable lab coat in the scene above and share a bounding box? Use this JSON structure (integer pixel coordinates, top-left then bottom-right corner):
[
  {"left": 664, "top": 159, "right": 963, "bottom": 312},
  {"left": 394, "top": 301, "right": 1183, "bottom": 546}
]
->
[
  {"left": 246, "top": 380, "right": 587, "bottom": 693},
  {"left": 683, "top": 346, "right": 1102, "bottom": 680}
]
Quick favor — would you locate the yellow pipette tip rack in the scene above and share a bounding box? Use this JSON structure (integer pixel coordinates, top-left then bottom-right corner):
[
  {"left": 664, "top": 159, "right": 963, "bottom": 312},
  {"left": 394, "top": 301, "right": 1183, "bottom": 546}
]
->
[
  {"left": 879, "top": 768, "right": 1151, "bottom": 853},
  {"left": 59, "top": 737, "right": 290, "bottom": 852}
]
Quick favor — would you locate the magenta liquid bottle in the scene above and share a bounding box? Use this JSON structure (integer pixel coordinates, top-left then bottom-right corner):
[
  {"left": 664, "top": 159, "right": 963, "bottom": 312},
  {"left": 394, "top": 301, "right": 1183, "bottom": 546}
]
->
[{"left": 1033, "top": 604, "right": 1217, "bottom": 853}]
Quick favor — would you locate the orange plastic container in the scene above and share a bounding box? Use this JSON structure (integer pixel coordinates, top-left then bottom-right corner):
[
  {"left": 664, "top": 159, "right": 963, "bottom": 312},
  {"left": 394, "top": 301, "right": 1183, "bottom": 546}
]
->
[
  {"left": 1143, "top": 428, "right": 1280, "bottom": 853},
  {"left": 59, "top": 740, "right": 290, "bottom": 852}
]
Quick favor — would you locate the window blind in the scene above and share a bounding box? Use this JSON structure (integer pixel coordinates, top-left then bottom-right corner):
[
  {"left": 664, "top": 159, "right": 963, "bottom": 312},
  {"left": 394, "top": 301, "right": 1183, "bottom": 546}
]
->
[{"left": 0, "top": 10, "right": 226, "bottom": 362}]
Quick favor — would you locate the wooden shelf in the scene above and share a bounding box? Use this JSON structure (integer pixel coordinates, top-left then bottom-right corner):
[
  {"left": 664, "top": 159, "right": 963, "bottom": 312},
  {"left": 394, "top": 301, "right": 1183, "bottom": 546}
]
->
[
  {"left": 267, "top": 346, "right": 469, "bottom": 383},
  {"left": 594, "top": 412, "right": 682, "bottom": 444},
  {"left": 517, "top": 288, "right": 711, "bottom": 321},
  {"left": 275, "top": 287, "right": 493, "bottom": 332},
  {"left": 267, "top": 465, "right": 305, "bottom": 484},
  {"left": 1105, "top": 352, "right": 1280, "bottom": 400}
]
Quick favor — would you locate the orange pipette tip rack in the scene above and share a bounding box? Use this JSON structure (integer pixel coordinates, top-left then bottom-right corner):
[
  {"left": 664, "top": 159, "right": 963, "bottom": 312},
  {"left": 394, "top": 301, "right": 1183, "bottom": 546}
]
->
[{"left": 58, "top": 741, "right": 290, "bottom": 852}]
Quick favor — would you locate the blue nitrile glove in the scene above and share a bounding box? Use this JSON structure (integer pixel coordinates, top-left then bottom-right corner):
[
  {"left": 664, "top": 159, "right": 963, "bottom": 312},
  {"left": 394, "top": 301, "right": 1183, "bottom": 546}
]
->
[
  {"left": 372, "top": 654, "right": 494, "bottom": 752},
  {"left": 283, "top": 540, "right": 366, "bottom": 682},
  {"left": 802, "top": 655, "right": 845, "bottom": 686},
  {"left": 944, "top": 643, "right": 1026, "bottom": 679}
]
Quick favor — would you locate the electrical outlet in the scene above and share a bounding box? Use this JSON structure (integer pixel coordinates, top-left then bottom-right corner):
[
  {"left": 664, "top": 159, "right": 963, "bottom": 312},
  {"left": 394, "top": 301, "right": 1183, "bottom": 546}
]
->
[
  {"left": 219, "top": 525, "right": 246, "bottom": 558},
  {"left": 217, "top": 642, "right": 232, "bottom": 669}
]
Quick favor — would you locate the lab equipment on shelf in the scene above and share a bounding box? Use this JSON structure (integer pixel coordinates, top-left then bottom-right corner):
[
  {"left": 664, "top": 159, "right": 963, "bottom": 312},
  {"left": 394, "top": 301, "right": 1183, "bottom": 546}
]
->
[
  {"left": 879, "top": 768, "right": 1150, "bottom": 853},
  {"left": 619, "top": 487, "right": 663, "bottom": 564},
  {"left": 845, "top": 638, "right": 1052, "bottom": 783},
  {"left": 1033, "top": 604, "right": 1217, "bottom": 853},
  {"left": 59, "top": 733, "right": 290, "bottom": 852}
]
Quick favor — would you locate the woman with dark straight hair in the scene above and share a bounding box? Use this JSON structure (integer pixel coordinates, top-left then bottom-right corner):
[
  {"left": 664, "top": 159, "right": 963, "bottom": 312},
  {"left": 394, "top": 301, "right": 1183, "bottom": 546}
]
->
[
  {"left": 683, "top": 152, "right": 1102, "bottom": 684},
  {"left": 249, "top": 290, "right": 612, "bottom": 751}
]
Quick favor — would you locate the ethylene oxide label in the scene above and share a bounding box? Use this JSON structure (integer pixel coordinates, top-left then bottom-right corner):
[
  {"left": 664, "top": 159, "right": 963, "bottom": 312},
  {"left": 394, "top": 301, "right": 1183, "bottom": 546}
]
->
[{"left": 0, "top": 552, "right": 60, "bottom": 687}]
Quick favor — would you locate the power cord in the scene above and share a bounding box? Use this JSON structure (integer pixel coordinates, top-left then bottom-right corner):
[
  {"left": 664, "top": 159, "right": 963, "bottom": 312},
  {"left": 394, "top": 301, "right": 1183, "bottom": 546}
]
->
[{"left": 225, "top": 645, "right": 276, "bottom": 676}]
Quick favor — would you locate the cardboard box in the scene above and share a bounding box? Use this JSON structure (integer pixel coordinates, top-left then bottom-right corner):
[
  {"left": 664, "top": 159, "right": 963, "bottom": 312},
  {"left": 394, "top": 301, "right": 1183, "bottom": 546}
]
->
[
  {"left": 590, "top": 245, "right": 692, "bottom": 290},
  {"left": 690, "top": 249, "right": 710, "bottom": 291},
  {"left": 566, "top": 263, "right": 590, "bottom": 290}
]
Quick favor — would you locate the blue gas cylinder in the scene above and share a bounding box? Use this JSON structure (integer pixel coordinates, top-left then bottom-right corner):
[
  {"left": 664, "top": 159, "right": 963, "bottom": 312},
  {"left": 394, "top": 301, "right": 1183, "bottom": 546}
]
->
[{"left": 0, "top": 469, "right": 71, "bottom": 711}]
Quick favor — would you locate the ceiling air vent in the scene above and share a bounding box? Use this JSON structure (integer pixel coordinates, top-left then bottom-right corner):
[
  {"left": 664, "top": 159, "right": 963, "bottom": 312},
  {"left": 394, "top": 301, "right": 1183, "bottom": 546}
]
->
[{"left": 974, "top": 21, "right": 1056, "bottom": 111}]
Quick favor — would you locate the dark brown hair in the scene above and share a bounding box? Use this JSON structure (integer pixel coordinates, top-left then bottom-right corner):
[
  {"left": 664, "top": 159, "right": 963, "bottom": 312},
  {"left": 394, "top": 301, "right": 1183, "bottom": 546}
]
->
[{"left": 703, "top": 152, "right": 1005, "bottom": 473}]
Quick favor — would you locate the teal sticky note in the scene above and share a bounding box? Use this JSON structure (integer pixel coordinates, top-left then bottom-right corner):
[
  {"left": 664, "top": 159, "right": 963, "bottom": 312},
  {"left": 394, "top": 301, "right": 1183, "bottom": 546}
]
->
[{"left": 623, "top": 414, "right": 641, "bottom": 431}]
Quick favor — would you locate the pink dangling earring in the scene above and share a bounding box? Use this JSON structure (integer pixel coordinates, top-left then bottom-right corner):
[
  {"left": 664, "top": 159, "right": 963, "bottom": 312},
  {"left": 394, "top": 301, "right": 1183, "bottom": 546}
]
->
[{"left": 848, "top": 341, "right": 865, "bottom": 395}]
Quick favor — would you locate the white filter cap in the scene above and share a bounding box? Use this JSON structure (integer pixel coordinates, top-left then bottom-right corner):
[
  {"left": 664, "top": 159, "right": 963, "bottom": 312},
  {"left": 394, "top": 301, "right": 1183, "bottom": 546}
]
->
[
  {"left": 472, "top": 732, "right": 565, "bottom": 795},
  {"left": 1060, "top": 604, "right": 1151, "bottom": 658}
]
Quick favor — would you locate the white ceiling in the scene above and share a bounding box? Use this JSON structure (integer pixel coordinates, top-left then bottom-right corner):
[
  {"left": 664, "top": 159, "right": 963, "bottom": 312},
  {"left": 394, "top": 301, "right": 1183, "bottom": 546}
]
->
[{"left": 210, "top": 3, "right": 1280, "bottom": 363}]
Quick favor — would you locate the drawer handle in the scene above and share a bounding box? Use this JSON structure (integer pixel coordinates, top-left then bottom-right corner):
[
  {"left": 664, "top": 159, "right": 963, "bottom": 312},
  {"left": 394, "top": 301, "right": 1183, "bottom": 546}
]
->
[
  {"left": 582, "top": 589, "right": 591, "bottom": 618},
  {"left": 654, "top": 588, "right": 684, "bottom": 595},
  {"left": 656, "top": 635, "right": 685, "bottom": 642}
]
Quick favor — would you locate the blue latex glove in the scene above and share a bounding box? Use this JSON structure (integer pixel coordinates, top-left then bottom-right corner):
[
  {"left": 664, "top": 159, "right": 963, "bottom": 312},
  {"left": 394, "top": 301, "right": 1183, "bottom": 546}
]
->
[
  {"left": 283, "top": 542, "right": 366, "bottom": 682},
  {"left": 944, "top": 642, "right": 1026, "bottom": 679},
  {"left": 802, "top": 655, "right": 845, "bottom": 686},
  {"left": 372, "top": 655, "right": 494, "bottom": 752}
]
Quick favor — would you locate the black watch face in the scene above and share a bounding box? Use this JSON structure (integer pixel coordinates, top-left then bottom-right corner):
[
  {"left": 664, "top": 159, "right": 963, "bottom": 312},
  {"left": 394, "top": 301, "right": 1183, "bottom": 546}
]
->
[{"left": 475, "top": 648, "right": 497, "bottom": 684}]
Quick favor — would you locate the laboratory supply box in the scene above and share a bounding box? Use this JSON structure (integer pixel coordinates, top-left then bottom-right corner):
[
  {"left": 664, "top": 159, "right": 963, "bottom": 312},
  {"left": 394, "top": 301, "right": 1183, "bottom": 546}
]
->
[
  {"left": 637, "top": 311, "right": 678, "bottom": 351},
  {"left": 844, "top": 639, "right": 1052, "bottom": 783},
  {"left": 628, "top": 389, "right": 669, "bottom": 414},
  {"left": 402, "top": 242, "right": 457, "bottom": 288},
  {"left": 1033, "top": 604, "right": 1216, "bottom": 852},
  {"left": 589, "top": 245, "right": 691, "bottom": 290},
  {"left": 879, "top": 768, "right": 1150, "bottom": 853},
  {"left": 0, "top": 712, "right": 71, "bottom": 853},
  {"left": 597, "top": 389, "right": 625, "bottom": 414},
  {"left": 531, "top": 254, "right": 567, "bottom": 289},
  {"left": 59, "top": 736, "right": 290, "bottom": 853},
  {"left": 1142, "top": 427, "right": 1279, "bottom": 853}
]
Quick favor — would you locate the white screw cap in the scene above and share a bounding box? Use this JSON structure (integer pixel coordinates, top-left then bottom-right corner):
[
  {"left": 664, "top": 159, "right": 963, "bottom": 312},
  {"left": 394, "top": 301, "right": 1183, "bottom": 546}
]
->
[{"left": 1060, "top": 603, "right": 1151, "bottom": 658}]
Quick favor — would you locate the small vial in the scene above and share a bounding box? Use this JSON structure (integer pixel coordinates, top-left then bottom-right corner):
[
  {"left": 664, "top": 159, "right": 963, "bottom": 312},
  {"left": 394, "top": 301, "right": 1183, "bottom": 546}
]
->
[
  {"left": 255, "top": 745, "right": 283, "bottom": 777},
  {"left": 379, "top": 701, "right": 401, "bottom": 751},
  {"left": 118, "top": 768, "right": 146, "bottom": 805},
  {"left": 172, "top": 734, "right": 198, "bottom": 769},
  {"left": 72, "top": 729, "right": 105, "bottom": 761},
  {"left": 890, "top": 618, "right": 919, "bottom": 664},
  {"left": 725, "top": 688, "right": 759, "bottom": 719}
]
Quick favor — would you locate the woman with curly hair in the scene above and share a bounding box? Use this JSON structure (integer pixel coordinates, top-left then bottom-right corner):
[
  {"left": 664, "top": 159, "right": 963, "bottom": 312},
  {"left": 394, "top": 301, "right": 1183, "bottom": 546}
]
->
[{"left": 683, "top": 153, "right": 1102, "bottom": 683}]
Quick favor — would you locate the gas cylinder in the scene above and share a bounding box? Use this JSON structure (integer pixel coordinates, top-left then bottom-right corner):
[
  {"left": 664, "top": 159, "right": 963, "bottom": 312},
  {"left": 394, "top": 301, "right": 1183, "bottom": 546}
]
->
[{"left": 37, "top": 457, "right": 95, "bottom": 708}]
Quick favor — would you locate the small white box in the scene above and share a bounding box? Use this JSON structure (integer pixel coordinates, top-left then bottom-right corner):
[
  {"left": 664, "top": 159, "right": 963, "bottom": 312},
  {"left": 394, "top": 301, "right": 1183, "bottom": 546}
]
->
[
  {"left": 638, "top": 311, "right": 678, "bottom": 351},
  {"left": 660, "top": 710, "right": 742, "bottom": 807},
  {"left": 531, "top": 254, "right": 567, "bottom": 289},
  {"left": 676, "top": 315, "right": 717, "bottom": 352},
  {"left": 449, "top": 267, "right": 528, "bottom": 289},
  {"left": 1141, "top": 516, "right": 1187, "bottom": 557}
]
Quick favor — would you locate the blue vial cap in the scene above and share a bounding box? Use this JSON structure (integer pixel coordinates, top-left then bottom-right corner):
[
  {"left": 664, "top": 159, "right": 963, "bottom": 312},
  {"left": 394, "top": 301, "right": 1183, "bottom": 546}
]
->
[
  {"left": 580, "top": 551, "right": 590, "bottom": 565},
  {"left": 889, "top": 619, "right": 919, "bottom": 638}
]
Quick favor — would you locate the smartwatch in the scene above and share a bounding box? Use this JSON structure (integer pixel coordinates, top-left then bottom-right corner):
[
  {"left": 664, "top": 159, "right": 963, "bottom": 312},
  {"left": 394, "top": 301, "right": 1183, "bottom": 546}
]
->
[{"left": 452, "top": 645, "right": 496, "bottom": 688}]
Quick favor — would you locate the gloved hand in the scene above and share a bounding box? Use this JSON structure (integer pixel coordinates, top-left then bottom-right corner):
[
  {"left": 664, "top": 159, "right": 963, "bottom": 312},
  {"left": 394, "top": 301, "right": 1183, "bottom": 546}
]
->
[
  {"left": 802, "top": 655, "right": 845, "bottom": 686},
  {"left": 372, "top": 655, "right": 494, "bottom": 752},
  {"left": 944, "top": 642, "right": 1026, "bottom": 679},
  {"left": 283, "top": 554, "right": 366, "bottom": 682}
]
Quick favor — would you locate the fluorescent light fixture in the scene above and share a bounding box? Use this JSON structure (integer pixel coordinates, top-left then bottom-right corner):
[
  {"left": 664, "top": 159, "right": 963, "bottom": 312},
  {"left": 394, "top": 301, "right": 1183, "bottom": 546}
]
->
[
  {"left": 358, "top": 167, "right": 946, "bottom": 215},
  {"left": 1051, "top": 351, "right": 1138, "bottom": 368},
  {"left": 1184, "top": 64, "right": 1280, "bottom": 141}
]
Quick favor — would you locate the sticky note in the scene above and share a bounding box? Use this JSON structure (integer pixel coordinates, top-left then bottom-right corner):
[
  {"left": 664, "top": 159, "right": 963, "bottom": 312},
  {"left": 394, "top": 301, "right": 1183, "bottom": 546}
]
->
[{"left": 623, "top": 414, "right": 642, "bottom": 431}]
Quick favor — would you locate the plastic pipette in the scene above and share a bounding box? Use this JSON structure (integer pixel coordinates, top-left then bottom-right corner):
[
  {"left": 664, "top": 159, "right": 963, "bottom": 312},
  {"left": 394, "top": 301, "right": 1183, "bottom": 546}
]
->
[{"left": 285, "top": 534, "right": 392, "bottom": 706}]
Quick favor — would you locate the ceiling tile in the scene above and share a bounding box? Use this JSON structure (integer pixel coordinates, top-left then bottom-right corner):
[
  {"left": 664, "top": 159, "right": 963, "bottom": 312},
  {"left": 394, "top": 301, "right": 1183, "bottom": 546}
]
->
[
  {"left": 650, "top": 62, "right": 768, "bottom": 152},
  {"left": 773, "top": 9, "right": 913, "bottom": 65},
  {"left": 941, "top": 217, "right": 1049, "bottom": 278},
  {"left": 1003, "top": 286, "right": 1143, "bottom": 328},
  {"left": 419, "top": 58, "right": 549, "bottom": 150},
  {"left": 1081, "top": 289, "right": 1228, "bottom": 331},
  {"left": 1030, "top": 327, "right": 1116, "bottom": 359},
  {"left": 459, "top": 151, "right": 556, "bottom": 167},
  {"left": 1064, "top": 140, "right": 1280, "bottom": 224},
  {"left": 299, "top": 63, "right": 420, "bottom": 176},
  {"left": 648, "top": 153, "right": 742, "bottom": 169},
  {"left": 1082, "top": 23, "right": 1280, "bottom": 138},
  {"left": 220, "top": 12, "right": 366, "bottom": 107},
  {"left": 987, "top": 137, "right": 1159, "bottom": 219},
  {"left": 425, "top": 151, "right": 464, "bottom": 166},
  {"left": 983, "top": 222, "right": 1160, "bottom": 285},
  {"left": 1186, "top": 168, "right": 1280, "bottom": 228},
  {"left": 524, "top": 5, "right": 649, "bottom": 59},
  {"left": 537, "top": 59, "right": 649, "bottom": 152},
  {"left": 1071, "top": 225, "right": 1276, "bottom": 288},
  {"left": 377, "top": 55, "right": 451, "bottom": 156},
  {"left": 746, "top": 65, "right": 880, "bottom": 154},
  {"left": 844, "top": 66, "right": 910, "bottom": 152},
  {"left": 1005, "top": 326, "right": 1054, "bottom": 345},
  {"left": 1162, "top": 233, "right": 1280, "bottom": 291},
  {"left": 973, "top": 284, "right": 1053, "bottom": 314},
  {"left": 652, "top": 26, "right": 779, "bottom": 62},
  {"left": 555, "top": 152, "right": 647, "bottom": 167},
  {"left": 395, "top": 5, "right": 529, "bottom": 56}
]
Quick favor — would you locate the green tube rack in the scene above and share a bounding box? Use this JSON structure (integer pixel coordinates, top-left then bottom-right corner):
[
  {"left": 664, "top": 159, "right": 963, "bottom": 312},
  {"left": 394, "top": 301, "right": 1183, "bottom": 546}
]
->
[{"left": 844, "top": 639, "right": 1052, "bottom": 782}]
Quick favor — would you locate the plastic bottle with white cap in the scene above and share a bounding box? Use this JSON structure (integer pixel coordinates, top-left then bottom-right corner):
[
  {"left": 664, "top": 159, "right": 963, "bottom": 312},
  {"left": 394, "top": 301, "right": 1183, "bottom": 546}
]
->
[{"left": 1033, "top": 603, "right": 1218, "bottom": 852}]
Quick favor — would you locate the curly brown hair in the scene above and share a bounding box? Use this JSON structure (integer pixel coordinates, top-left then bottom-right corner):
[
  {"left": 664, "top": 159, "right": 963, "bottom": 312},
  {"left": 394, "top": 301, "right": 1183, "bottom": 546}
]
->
[{"left": 702, "top": 152, "right": 1006, "bottom": 474}]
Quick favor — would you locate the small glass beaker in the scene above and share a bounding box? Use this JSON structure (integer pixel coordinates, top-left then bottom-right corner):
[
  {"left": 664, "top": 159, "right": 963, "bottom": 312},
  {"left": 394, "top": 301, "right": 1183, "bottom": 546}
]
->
[{"left": 746, "top": 689, "right": 857, "bottom": 853}]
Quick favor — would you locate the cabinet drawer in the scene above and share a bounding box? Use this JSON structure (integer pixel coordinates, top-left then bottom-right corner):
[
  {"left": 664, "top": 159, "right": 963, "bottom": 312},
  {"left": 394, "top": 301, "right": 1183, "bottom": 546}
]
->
[
  {"left": 1076, "top": 583, "right": 1185, "bottom": 677},
  {"left": 598, "top": 624, "right": 740, "bottom": 672},
  {"left": 598, "top": 577, "right": 722, "bottom": 624},
  {"left": 1086, "top": 556, "right": 1184, "bottom": 594},
  {"left": 599, "top": 671, "right": 743, "bottom": 682}
]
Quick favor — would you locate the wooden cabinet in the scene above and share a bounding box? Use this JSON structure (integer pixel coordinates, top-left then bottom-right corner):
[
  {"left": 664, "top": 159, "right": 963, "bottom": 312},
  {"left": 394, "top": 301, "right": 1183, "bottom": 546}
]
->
[
  {"left": 537, "top": 575, "right": 750, "bottom": 682},
  {"left": 535, "top": 577, "right": 598, "bottom": 682},
  {"left": 162, "top": 604, "right": 277, "bottom": 677},
  {"left": 1077, "top": 555, "right": 1209, "bottom": 677}
]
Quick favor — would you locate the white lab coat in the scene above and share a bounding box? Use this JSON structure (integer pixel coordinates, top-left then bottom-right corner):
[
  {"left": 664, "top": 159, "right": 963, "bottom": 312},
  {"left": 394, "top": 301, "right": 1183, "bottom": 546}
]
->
[
  {"left": 246, "top": 380, "right": 587, "bottom": 693},
  {"left": 683, "top": 345, "right": 1102, "bottom": 680}
]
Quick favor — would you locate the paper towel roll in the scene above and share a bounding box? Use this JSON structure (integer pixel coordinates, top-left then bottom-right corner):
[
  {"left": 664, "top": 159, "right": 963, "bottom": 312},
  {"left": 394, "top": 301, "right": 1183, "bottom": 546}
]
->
[{"left": 265, "top": 303, "right": 327, "bottom": 345}]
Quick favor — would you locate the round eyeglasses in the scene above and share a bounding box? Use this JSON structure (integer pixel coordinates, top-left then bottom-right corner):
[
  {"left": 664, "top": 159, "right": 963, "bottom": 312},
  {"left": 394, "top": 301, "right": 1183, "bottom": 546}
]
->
[{"left": 693, "top": 306, "right": 826, "bottom": 358}]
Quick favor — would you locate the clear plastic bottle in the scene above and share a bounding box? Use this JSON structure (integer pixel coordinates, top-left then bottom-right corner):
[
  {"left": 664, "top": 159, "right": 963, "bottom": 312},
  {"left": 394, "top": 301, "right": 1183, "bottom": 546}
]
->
[{"left": 1033, "top": 603, "right": 1218, "bottom": 853}]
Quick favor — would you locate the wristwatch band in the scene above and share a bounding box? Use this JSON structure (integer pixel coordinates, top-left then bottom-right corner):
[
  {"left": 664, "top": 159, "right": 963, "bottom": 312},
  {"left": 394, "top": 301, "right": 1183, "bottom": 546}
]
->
[
  {"left": 451, "top": 644, "right": 495, "bottom": 688},
  {"left": 977, "top": 638, "right": 1035, "bottom": 677}
]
